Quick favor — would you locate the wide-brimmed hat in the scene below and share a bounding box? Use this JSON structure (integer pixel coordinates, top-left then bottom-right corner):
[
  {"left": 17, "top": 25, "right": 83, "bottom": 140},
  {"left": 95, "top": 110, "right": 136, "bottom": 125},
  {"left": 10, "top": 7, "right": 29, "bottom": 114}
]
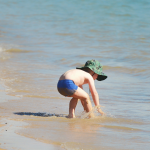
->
[{"left": 76, "top": 59, "right": 107, "bottom": 81}]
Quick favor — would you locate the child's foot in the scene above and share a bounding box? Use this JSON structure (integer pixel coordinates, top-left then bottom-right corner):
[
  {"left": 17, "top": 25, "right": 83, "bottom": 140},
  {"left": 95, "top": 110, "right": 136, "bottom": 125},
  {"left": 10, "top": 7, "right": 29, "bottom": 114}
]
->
[
  {"left": 88, "top": 112, "right": 95, "bottom": 118},
  {"left": 67, "top": 114, "right": 76, "bottom": 118}
]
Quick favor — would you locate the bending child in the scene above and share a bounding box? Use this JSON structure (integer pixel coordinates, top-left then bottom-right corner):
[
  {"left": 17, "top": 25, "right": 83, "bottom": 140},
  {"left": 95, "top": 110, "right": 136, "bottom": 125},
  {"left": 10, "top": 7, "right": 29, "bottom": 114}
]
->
[{"left": 57, "top": 59, "right": 107, "bottom": 118}]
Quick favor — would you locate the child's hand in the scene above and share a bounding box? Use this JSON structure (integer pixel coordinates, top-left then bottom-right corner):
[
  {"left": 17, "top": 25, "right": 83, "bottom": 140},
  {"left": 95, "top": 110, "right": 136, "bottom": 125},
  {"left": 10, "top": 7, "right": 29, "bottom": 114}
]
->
[
  {"left": 97, "top": 109, "right": 105, "bottom": 116},
  {"left": 96, "top": 106, "right": 105, "bottom": 116}
]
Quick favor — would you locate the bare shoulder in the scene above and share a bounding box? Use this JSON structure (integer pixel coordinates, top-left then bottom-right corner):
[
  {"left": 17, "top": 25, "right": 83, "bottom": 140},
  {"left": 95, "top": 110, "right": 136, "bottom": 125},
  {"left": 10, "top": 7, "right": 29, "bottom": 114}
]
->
[
  {"left": 60, "top": 69, "right": 84, "bottom": 79},
  {"left": 64, "top": 69, "right": 85, "bottom": 75},
  {"left": 73, "top": 69, "right": 94, "bottom": 85}
]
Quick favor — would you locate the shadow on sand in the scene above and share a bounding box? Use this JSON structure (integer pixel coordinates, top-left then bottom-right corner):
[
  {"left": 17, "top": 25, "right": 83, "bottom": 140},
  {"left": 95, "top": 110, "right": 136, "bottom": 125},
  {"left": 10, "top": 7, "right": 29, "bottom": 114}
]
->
[{"left": 14, "top": 112, "right": 67, "bottom": 117}]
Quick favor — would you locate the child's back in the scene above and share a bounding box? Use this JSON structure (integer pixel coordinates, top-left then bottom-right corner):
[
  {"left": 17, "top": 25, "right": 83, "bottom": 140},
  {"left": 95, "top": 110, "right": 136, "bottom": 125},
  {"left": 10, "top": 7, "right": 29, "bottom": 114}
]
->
[{"left": 59, "top": 69, "right": 92, "bottom": 87}]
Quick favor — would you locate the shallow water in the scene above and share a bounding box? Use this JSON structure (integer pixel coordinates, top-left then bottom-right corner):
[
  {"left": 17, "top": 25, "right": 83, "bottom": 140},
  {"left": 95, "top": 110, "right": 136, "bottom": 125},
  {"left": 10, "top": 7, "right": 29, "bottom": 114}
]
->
[{"left": 0, "top": 0, "right": 150, "bottom": 149}]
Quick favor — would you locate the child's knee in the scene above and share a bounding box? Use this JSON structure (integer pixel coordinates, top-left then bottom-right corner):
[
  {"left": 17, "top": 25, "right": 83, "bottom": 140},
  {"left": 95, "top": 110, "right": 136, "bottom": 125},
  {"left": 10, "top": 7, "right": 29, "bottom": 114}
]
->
[
  {"left": 85, "top": 94, "right": 90, "bottom": 100},
  {"left": 84, "top": 99, "right": 89, "bottom": 104},
  {"left": 81, "top": 95, "right": 90, "bottom": 104}
]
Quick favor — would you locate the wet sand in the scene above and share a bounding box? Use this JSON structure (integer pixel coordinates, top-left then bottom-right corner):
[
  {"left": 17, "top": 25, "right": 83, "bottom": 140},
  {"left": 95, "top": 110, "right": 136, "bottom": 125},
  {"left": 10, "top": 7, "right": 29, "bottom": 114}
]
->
[
  {"left": 0, "top": 119, "right": 62, "bottom": 150},
  {"left": 0, "top": 84, "right": 63, "bottom": 150}
]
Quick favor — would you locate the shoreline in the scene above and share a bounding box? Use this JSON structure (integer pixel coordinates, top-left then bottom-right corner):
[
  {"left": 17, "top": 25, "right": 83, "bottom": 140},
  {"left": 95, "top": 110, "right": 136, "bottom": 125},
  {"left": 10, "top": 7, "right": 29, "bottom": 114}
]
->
[
  {"left": 0, "top": 83, "right": 63, "bottom": 150},
  {"left": 0, "top": 118, "right": 62, "bottom": 150}
]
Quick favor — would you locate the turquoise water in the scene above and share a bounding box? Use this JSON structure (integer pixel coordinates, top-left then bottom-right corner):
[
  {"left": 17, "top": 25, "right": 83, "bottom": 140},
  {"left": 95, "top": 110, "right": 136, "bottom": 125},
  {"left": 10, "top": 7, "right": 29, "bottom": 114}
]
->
[{"left": 0, "top": 0, "right": 150, "bottom": 149}]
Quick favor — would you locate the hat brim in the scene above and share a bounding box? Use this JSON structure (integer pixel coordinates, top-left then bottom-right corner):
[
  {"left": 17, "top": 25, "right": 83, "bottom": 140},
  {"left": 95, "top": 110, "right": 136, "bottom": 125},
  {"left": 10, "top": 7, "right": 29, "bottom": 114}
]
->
[
  {"left": 76, "top": 67, "right": 107, "bottom": 81},
  {"left": 97, "top": 75, "right": 107, "bottom": 81}
]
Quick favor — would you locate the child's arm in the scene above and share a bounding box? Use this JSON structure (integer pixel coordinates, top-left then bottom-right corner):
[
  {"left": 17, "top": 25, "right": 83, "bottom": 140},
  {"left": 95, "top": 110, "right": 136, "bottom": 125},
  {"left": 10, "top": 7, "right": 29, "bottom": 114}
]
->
[
  {"left": 88, "top": 76, "right": 105, "bottom": 115},
  {"left": 88, "top": 76, "right": 99, "bottom": 106}
]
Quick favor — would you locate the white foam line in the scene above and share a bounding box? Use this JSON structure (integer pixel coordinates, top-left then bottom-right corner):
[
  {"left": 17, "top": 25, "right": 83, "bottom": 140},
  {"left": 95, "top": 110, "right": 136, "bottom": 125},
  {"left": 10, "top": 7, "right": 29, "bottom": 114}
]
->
[
  {"left": 0, "top": 83, "right": 20, "bottom": 103},
  {"left": 0, "top": 47, "right": 3, "bottom": 52}
]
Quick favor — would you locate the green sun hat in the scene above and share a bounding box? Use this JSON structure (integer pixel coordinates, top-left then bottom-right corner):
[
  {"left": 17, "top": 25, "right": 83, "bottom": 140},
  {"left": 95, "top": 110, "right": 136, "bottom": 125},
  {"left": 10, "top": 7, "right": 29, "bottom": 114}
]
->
[{"left": 76, "top": 59, "right": 107, "bottom": 81}]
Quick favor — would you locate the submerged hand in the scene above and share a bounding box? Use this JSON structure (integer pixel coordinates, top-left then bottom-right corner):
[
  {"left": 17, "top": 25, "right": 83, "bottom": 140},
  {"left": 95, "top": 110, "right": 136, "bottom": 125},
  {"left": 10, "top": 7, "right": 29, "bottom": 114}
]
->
[{"left": 97, "top": 107, "right": 105, "bottom": 116}]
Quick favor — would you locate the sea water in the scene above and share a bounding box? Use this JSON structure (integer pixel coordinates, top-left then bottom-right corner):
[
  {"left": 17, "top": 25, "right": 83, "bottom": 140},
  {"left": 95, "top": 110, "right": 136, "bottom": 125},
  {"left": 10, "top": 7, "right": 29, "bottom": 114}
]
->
[{"left": 0, "top": 0, "right": 150, "bottom": 149}]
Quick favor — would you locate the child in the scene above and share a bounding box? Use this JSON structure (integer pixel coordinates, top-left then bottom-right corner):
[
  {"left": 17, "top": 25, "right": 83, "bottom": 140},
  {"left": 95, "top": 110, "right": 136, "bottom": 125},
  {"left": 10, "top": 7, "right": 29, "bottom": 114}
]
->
[{"left": 57, "top": 59, "right": 107, "bottom": 118}]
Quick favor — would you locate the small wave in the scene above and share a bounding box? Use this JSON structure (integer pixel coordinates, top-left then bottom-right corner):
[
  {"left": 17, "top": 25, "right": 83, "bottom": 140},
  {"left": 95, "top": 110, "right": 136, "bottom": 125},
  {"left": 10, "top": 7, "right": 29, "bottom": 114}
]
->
[
  {"left": 104, "top": 125, "right": 141, "bottom": 132},
  {"left": 77, "top": 54, "right": 103, "bottom": 58},
  {"left": 24, "top": 95, "right": 51, "bottom": 99},
  {"left": 15, "top": 95, "right": 23, "bottom": 98},
  {"left": 70, "top": 63, "right": 83, "bottom": 67},
  {"left": 0, "top": 46, "right": 8, "bottom": 53},
  {"left": 56, "top": 33, "right": 74, "bottom": 36},
  {"left": 125, "top": 54, "right": 150, "bottom": 62},
  {"left": 99, "top": 116, "right": 144, "bottom": 125},
  {"left": 104, "top": 66, "right": 147, "bottom": 74},
  {"left": 5, "top": 48, "right": 31, "bottom": 53},
  {"left": 0, "top": 55, "right": 11, "bottom": 61},
  {"left": 0, "top": 47, "right": 4, "bottom": 52},
  {"left": 0, "top": 44, "right": 31, "bottom": 54}
]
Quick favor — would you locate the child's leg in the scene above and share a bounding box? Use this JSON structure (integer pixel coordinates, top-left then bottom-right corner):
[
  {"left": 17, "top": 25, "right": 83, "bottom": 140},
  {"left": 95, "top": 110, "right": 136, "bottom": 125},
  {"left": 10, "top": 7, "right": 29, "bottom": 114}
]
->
[
  {"left": 69, "top": 87, "right": 93, "bottom": 118},
  {"left": 68, "top": 98, "right": 78, "bottom": 118},
  {"left": 80, "top": 100, "right": 86, "bottom": 111}
]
